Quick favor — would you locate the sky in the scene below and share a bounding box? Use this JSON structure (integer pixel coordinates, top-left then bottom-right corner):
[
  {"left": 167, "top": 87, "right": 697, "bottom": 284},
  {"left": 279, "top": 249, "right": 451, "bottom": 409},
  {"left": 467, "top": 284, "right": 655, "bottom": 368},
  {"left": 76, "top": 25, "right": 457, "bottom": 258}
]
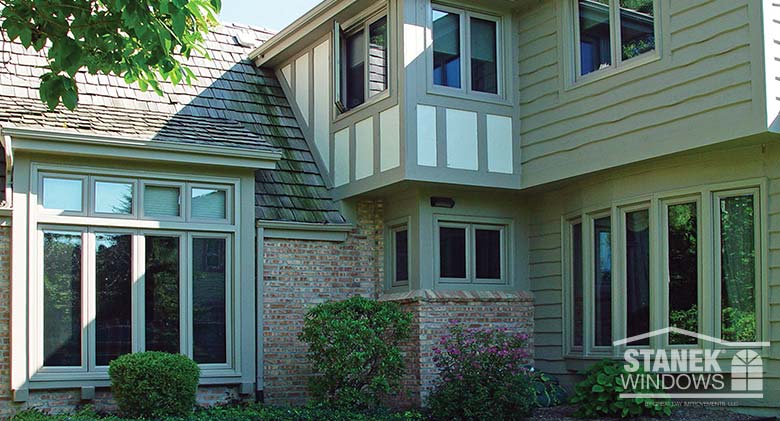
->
[{"left": 219, "top": 0, "right": 323, "bottom": 32}]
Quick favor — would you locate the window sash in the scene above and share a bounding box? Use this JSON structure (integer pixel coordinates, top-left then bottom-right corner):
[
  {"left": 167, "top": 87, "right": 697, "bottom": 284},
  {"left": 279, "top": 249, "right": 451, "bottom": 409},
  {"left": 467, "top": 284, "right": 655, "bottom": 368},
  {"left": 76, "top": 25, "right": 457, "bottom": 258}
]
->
[
  {"left": 572, "top": 0, "right": 659, "bottom": 81},
  {"left": 335, "top": 10, "right": 389, "bottom": 113},
  {"left": 390, "top": 225, "right": 410, "bottom": 287},
  {"left": 32, "top": 226, "right": 234, "bottom": 378},
  {"left": 435, "top": 220, "right": 507, "bottom": 285}
]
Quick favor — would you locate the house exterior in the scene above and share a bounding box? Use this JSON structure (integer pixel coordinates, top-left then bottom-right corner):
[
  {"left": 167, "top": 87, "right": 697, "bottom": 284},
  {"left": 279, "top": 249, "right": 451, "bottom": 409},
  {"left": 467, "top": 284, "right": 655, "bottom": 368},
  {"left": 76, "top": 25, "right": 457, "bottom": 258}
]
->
[{"left": 0, "top": 0, "right": 779, "bottom": 415}]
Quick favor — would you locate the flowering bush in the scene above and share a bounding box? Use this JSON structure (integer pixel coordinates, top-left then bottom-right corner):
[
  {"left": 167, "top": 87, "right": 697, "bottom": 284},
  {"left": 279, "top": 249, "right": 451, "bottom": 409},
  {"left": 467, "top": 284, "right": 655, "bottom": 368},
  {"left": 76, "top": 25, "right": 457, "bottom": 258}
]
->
[{"left": 427, "top": 322, "right": 534, "bottom": 420}]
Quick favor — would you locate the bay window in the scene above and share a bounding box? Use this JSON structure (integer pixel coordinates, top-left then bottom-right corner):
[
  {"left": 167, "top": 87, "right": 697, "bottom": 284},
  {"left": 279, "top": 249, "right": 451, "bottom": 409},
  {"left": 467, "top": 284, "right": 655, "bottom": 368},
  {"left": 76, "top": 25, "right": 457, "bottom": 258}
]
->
[
  {"left": 565, "top": 184, "right": 763, "bottom": 355},
  {"left": 33, "top": 168, "right": 239, "bottom": 380},
  {"left": 573, "top": 0, "right": 658, "bottom": 78},
  {"left": 431, "top": 4, "right": 502, "bottom": 96}
]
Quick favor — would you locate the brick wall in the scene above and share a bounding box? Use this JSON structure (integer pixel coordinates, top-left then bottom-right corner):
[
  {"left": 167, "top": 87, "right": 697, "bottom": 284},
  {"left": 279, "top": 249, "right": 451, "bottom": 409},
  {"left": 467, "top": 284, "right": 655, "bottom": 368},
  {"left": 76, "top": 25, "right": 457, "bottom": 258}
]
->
[
  {"left": 381, "top": 290, "right": 535, "bottom": 408},
  {"left": 261, "top": 201, "right": 385, "bottom": 405}
]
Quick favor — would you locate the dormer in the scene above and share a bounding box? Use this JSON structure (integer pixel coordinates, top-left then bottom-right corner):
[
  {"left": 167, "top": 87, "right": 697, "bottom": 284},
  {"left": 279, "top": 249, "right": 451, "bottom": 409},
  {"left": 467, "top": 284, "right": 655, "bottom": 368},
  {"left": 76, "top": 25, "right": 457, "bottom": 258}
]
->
[{"left": 250, "top": 0, "right": 524, "bottom": 199}]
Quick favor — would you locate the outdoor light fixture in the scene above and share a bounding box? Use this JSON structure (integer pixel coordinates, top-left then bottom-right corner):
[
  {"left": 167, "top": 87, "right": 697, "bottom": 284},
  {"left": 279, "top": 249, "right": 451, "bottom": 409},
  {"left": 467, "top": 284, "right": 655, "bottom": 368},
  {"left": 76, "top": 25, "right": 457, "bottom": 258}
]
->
[{"left": 430, "top": 197, "right": 455, "bottom": 208}]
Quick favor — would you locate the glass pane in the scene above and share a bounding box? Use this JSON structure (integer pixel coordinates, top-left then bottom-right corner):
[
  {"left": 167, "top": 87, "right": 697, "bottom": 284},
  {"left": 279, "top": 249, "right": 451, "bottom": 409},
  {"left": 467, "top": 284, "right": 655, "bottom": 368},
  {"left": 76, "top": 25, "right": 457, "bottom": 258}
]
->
[
  {"left": 620, "top": 0, "right": 655, "bottom": 60},
  {"left": 720, "top": 195, "right": 757, "bottom": 342},
  {"left": 368, "top": 16, "right": 388, "bottom": 97},
  {"left": 572, "top": 223, "right": 583, "bottom": 348},
  {"left": 439, "top": 227, "right": 466, "bottom": 278},
  {"left": 193, "top": 237, "right": 227, "bottom": 364},
  {"left": 668, "top": 202, "right": 698, "bottom": 345},
  {"left": 43, "top": 177, "right": 82, "bottom": 212},
  {"left": 144, "top": 185, "right": 181, "bottom": 217},
  {"left": 433, "top": 9, "right": 461, "bottom": 88},
  {"left": 95, "top": 233, "right": 132, "bottom": 366},
  {"left": 475, "top": 228, "right": 501, "bottom": 279},
  {"left": 191, "top": 188, "right": 226, "bottom": 220},
  {"left": 395, "top": 229, "right": 409, "bottom": 283},
  {"left": 145, "top": 236, "right": 180, "bottom": 354},
  {"left": 578, "top": 0, "right": 612, "bottom": 75},
  {"left": 43, "top": 231, "right": 82, "bottom": 367},
  {"left": 594, "top": 216, "right": 612, "bottom": 346},
  {"left": 626, "top": 210, "right": 650, "bottom": 345},
  {"left": 345, "top": 29, "right": 366, "bottom": 109},
  {"left": 95, "top": 181, "right": 133, "bottom": 214},
  {"left": 470, "top": 17, "right": 498, "bottom": 94}
]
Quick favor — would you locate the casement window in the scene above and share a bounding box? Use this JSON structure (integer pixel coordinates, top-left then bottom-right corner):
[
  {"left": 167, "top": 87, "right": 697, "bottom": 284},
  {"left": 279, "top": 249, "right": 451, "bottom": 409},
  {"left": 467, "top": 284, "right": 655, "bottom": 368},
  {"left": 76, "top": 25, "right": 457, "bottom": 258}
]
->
[
  {"left": 573, "top": 0, "right": 658, "bottom": 78},
  {"left": 389, "top": 224, "right": 410, "bottom": 287},
  {"left": 33, "top": 170, "right": 237, "bottom": 379},
  {"left": 335, "top": 11, "right": 388, "bottom": 112},
  {"left": 431, "top": 4, "right": 502, "bottom": 96},
  {"left": 565, "top": 184, "right": 763, "bottom": 355},
  {"left": 435, "top": 219, "right": 508, "bottom": 285}
]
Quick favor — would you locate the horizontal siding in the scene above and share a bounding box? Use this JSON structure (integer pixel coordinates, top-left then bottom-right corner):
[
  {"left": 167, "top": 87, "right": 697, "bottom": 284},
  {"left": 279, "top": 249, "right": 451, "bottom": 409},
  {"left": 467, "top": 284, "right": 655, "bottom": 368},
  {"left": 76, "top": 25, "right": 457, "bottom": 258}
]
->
[
  {"left": 766, "top": 0, "right": 780, "bottom": 129},
  {"left": 517, "top": 0, "right": 763, "bottom": 188}
]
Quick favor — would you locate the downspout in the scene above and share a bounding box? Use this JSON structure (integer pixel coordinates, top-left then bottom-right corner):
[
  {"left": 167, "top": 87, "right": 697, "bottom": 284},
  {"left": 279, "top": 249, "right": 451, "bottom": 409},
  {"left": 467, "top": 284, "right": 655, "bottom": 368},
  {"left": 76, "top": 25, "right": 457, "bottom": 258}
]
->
[{"left": 255, "top": 225, "right": 265, "bottom": 403}]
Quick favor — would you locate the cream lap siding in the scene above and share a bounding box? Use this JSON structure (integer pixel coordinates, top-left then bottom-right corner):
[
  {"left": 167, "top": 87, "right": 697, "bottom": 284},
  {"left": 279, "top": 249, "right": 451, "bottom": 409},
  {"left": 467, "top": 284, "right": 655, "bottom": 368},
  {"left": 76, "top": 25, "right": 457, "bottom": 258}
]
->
[
  {"left": 764, "top": 1, "right": 780, "bottom": 130},
  {"left": 517, "top": 0, "right": 762, "bottom": 188}
]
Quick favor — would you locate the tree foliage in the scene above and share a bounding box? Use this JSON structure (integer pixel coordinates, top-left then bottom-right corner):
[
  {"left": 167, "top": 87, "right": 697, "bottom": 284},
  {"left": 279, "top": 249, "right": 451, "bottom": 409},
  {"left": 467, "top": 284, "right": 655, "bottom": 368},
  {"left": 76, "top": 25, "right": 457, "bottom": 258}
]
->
[{"left": 0, "top": 0, "right": 221, "bottom": 110}]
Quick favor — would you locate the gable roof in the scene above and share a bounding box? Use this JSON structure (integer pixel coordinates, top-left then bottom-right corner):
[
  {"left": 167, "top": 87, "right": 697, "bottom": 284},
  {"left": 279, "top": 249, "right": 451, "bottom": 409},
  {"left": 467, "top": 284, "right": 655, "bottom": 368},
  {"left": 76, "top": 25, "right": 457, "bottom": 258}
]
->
[{"left": 0, "top": 23, "right": 346, "bottom": 224}]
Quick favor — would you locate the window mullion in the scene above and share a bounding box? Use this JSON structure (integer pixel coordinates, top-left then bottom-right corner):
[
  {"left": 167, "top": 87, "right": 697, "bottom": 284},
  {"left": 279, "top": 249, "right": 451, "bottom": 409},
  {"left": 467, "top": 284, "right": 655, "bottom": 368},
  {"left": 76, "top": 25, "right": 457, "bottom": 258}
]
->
[
  {"left": 134, "top": 233, "right": 145, "bottom": 353},
  {"left": 183, "top": 233, "right": 192, "bottom": 358},
  {"left": 84, "top": 229, "right": 96, "bottom": 372},
  {"left": 700, "top": 193, "right": 715, "bottom": 343},
  {"left": 461, "top": 11, "right": 469, "bottom": 93},
  {"left": 610, "top": 0, "right": 620, "bottom": 68}
]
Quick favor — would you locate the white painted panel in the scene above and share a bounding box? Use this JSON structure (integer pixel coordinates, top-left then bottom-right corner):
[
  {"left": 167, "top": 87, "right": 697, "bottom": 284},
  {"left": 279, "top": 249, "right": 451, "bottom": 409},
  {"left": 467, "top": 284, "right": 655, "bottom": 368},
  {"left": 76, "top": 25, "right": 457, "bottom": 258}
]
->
[
  {"left": 446, "top": 109, "right": 478, "bottom": 170},
  {"left": 281, "top": 64, "right": 292, "bottom": 87},
  {"left": 355, "top": 117, "right": 374, "bottom": 180},
  {"left": 487, "top": 115, "right": 513, "bottom": 174},
  {"left": 334, "top": 128, "right": 350, "bottom": 187},
  {"left": 417, "top": 105, "right": 437, "bottom": 167},
  {"left": 294, "top": 53, "right": 310, "bottom": 125},
  {"left": 313, "top": 41, "right": 330, "bottom": 171},
  {"left": 380, "top": 105, "right": 401, "bottom": 171},
  {"left": 404, "top": 23, "right": 426, "bottom": 68}
]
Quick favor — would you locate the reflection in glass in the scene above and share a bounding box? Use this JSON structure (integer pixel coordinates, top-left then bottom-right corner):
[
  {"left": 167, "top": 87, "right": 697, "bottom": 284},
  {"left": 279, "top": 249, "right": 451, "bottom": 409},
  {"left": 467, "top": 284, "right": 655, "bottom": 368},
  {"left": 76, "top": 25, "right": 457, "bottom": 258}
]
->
[
  {"left": 433, "top": 9, "right": 461, "bottom": 88},
  {"left": 471, "top": 17, "right": 498, "bottom": 94},
  {"left": 720, "top": 195, "right": 756, "bottom": 342},
  {"left": 95, "top": 233, "right": 132, "bottom": 366},
  {"left": 578, "top": 0, "right": 612, "bottom": 75},
  {"left": 475, "top": 228, "right": 501, "bottom": 279},
  {"left": 594, "top": 216, "right": 611, "bottom": 346},
  {"left": 193, "top": 237, "right": 227, "bottom": 364},
  {"left": 395, "top": 229, "right": 409, "bottom": 283},
  {"left": 368, "top": 16, "right": 388, "bottom": 97},
  {"left": 43, "top": 231, "right": 82, "bottom": 367},
  {"left": 144, "top": 185, "right": 181, "bottom": 217},
  {"left": 43, "top": 178, "right": 83, "bottom": 212},
  {"left": 145, "top": 236, "right": 181, "bottom": 353},
  {"left": 439, "top": 227, "right": 466, "bottom": 278},
  {"left": 620, "top": 0, "right": 655, "bottom": 60},
  {"left": 95, "top": 181, "right": 133, "bottom": 214},
  {"left": 572, "top": 223, "right": 583, "bottom": 348},
  {"left": 668, "top": 202, "right": 698, "bottom": 344},
  {"left": 191, "top": 188, "right": 226, "bottom": 220},
  {"left": 345, "top": 29, "right": 366, "bottom": 109},
  {"left": 626, "top": 210, "right": 650, "bottom": 345}
]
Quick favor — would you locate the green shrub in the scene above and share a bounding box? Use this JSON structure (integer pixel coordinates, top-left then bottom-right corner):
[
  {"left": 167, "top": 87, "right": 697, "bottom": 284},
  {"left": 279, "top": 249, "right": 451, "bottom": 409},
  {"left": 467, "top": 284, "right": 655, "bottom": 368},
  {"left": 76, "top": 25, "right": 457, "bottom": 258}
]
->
[
  {"left": 526, "top": 368, "right": 567, "bottom": 407},
  {"left": 109, "top": 351, "right": 200, "bottom": 419},
  {"left": 299, "top": 296, "right": 412, "bottom": 410},
  {"left": 427, "top": 323, "right": 534, "bottom": 420},
  {"left": 570, "top": 359, "right": 671, "bottom": 418}
]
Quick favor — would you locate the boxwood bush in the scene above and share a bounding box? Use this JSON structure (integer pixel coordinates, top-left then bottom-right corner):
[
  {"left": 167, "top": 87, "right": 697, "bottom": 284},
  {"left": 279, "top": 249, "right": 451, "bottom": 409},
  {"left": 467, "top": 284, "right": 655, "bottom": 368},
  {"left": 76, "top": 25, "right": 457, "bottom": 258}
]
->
[
  {"left": 108, "top": 351, "right": 200, "bottom": 418},
  {"left": 299, "top": 296, "right": 412, "bottom": 410}
]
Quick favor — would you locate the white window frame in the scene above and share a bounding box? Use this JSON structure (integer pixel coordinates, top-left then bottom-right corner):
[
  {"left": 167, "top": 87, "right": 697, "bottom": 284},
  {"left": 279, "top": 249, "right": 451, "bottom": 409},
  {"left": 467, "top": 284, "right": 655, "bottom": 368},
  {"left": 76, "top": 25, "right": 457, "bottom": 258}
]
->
[
  {"left": 434, "top": 216, "right": 509, "bottom": 286},
  {"left": 28, "top": 163, "right": 242, "bottom": 384},
  {"left": 569, "top": 0, "right": 661, "bottom": 85},
  {"left": 428, "top": 2, "right": 505, "bottom": 100},
  {"left": 334, "top": 5, "right": 390, "bottom": 114},
  {"left": 562, "top": 181, "right": 767, "bottom": 357}
]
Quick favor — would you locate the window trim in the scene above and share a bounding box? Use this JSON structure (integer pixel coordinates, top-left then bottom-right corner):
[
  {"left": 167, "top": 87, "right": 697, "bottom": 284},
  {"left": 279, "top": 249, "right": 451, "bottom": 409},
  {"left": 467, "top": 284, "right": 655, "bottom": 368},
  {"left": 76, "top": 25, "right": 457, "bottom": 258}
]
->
[
  {"left": 563, "top": 180, "right": 767, "bottom": 357},
  {"left": 428, "top": 2, "right": 506, "bottom": 101},
  {"left": 568, "top": 0, "right": 661, "bottom": 86},
  {"left": 563, "top": 217, "right": 584, "bottom": 354}
]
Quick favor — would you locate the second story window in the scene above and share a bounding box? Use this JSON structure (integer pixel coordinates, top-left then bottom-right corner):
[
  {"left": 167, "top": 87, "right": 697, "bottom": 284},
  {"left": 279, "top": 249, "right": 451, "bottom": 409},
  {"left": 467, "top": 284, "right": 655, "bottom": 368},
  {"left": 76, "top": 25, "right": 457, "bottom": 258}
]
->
[
  {"left": 336, "top": 13, "right": 388, "bottom": 112},
  {"left": 575, "top": 0, "right": 657, "bottom": 78},
  {"left": 432, "top": 5, "right": 501, "bottom": 95}
]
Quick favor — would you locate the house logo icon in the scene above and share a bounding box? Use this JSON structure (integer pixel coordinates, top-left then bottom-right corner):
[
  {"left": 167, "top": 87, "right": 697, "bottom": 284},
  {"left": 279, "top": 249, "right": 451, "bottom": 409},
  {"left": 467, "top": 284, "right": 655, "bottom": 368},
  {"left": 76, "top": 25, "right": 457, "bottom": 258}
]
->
[{"left": 614, "top": 327, "right": 769, "bottom": 400}]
